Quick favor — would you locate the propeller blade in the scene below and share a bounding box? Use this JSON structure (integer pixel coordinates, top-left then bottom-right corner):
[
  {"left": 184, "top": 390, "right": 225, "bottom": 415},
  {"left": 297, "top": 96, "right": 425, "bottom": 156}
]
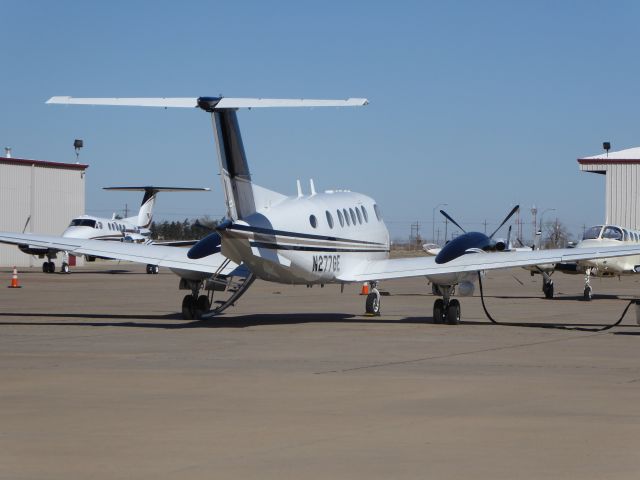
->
[
  {"left": 489, "top": 205, "right": 519, "bottom": 239},
  {"left": 439, "top": 210, "right": 466, "bottom": 234},
  {"left": 506, "top": 225, "right": 512, "bottom": 249}
]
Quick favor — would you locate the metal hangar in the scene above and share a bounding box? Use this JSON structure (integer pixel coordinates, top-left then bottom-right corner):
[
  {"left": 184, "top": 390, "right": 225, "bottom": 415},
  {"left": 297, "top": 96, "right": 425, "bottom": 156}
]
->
[
  {"left": 0, "top": 152, "right": 88, "bottom": 267},
  {"left": 578, "top": 146, "right": 640, "bottom": 230}
]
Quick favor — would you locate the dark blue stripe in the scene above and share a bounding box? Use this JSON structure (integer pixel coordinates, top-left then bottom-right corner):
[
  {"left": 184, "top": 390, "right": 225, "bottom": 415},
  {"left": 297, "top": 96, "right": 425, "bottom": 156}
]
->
[
  {"left": 228, "top": 224, "right": 386, "bottom": 246},
  {"left": 250, "top": 241, "right": 389, "bottom": 253}
]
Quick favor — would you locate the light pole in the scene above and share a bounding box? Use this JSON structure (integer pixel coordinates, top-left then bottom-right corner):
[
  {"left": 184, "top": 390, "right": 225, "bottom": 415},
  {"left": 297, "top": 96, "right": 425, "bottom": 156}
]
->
[
  {"left": 432, "top": 203, "right": 448, "bottom": 244},
  {"left": 538, "top": 208, "right": 555, "bottom": 247}
]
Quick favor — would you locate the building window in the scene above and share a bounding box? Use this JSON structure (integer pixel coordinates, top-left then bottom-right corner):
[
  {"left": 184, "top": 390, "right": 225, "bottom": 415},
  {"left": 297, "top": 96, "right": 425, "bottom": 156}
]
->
[{"left": 309, "top": 215, "right": 318, "bottom": 228}]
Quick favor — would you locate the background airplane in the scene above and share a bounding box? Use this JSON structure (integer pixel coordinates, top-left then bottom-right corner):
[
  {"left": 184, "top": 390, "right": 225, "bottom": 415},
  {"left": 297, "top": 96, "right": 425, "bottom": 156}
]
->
[
  {"left": 19, "top": 186, "right": 208, "bottom": 274},
  {"left": 4, "top": 96, "right": 640, "bottom": 322}
]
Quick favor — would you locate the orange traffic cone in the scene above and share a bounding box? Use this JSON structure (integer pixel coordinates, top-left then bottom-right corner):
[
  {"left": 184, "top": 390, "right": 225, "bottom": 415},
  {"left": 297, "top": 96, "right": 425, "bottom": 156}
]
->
[
  {"left": 8, "top": 266, "right": 21, "bottom": 289},
  {"left": 360, "top": 282, "right": 369, "bottom": 295}
]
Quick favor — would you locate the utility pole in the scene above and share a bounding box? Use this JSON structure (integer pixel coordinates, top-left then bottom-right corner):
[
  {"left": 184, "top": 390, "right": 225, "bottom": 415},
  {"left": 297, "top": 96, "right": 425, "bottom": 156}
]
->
[
  {"left": 124, "top": 203, "right": 129, "bottom": 218},
  {"left": 483, "top": 219, "right": 487, "bottom": 234}
]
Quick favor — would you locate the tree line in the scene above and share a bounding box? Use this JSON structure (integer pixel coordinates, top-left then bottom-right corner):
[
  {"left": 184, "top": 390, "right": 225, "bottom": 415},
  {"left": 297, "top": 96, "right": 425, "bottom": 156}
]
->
[{"left": 149, "top": 217, "right": 220, "bottom": 240}]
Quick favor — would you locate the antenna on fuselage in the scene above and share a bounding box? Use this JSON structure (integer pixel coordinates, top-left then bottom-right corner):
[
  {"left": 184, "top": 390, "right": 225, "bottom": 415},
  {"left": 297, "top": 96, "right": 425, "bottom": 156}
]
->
[
  {"left": 296, "top": 180, "right": 303, "bottom": 198},
  {"left": 310, "top": 179, "right": 317, "bottom": 196}
]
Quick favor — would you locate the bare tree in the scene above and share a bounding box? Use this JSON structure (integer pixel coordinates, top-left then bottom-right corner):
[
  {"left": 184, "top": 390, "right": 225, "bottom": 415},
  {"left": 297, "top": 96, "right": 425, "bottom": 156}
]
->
[{"left": 543, "top": 218, "right": 572, "bottom": 248}]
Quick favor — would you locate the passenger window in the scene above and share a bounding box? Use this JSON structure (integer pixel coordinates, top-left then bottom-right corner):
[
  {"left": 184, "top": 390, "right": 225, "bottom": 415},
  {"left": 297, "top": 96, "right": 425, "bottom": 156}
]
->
[
  {"left": 355, "top": 207, "right": 362, "bottom": 224},
  {"left": 343, "top": 208, "right": 351, "bottom": 226},
  {"left": 373, "top": 204, "right": 382, "bottom": 221},
  {"left": 361, "top": 206, "right": 368, "bottom": 222},
  {"left": 349, "top": 208, "right": 357, "bottom": 225},
  {"left": 337, "top": 209, "right": 344, "bottom": 227},
  {"left": 325, "top": 211, "right": 334, "bottom": 229},
  {"left": 309, "top": 215, "right": 318, "bottom": 228}
]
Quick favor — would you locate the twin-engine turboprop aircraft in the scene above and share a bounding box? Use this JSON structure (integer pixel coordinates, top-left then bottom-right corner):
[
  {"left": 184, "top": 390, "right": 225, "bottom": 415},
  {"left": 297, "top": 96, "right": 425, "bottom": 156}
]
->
[
  {"left": 536, "top": 224, "right": 640, "bottom": 301},
  {"left": 3, "top": 95, "right": 640, "bottom": 322},
  {"left": 19, "top": 186, "right": 208, "bottom": 274}
]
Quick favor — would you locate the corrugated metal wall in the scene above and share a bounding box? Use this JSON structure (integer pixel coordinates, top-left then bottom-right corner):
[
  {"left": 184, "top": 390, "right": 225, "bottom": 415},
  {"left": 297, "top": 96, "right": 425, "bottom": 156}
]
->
[
  {"left": 580, "top": 162, "right": 640, "bottom": 230},
  {"left": 0, "top": 162, "right": 85, "bottom": 267},
  {"left": 605, "top": 164, "right": 640, "bottom": 230}
]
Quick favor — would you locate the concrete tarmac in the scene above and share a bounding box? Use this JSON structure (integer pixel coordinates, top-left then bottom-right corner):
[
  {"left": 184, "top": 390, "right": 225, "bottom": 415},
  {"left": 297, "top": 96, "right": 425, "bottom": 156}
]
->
[{"left": 1, "top": 264, "right": 640, "bottom": 479}]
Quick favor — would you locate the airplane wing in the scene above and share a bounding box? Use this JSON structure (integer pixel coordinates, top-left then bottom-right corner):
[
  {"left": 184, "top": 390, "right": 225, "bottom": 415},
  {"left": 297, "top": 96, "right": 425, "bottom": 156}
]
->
[
  {"left": 0, "top": 231, "right": 235, "bottom": 274},
  {"left": 338, "top": 244, "right": 640, "bottom": 282}
]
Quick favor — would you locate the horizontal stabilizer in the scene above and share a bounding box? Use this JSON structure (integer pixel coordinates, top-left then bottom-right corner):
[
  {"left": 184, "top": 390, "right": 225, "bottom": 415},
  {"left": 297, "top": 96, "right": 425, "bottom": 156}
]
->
[
  {"left": 47, "top": 97, "right": 198, "bottom": 108},
  {"left": 47, "top": 96, "right": 368, "bottom": 110},
  {"left": 103, "top": 187, "right": 210, "bottom": 192}
]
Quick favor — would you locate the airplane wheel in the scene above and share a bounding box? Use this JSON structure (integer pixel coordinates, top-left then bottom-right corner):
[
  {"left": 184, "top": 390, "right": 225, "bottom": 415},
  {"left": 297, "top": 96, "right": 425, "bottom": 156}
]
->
[
  {"left": 433, "top": 298, "right": 444, "bottom": 324},
  {"left": 543, "top": 281, "right": 554, "bottom": 299},
  {"left": 61, "top": 262, "right": 69, "bottom": 274},
  {"left": 146, "top": 264, "right": 153, "bottom": 274},
  {"left": 446, "top": 299, "right": 461, "bottom": 325},
  {"left": 181, "top": 295, "right": 195, "bottom": 320},
  {"left": 153, "top": 265, "right": 159, "bottom": 274},
  {"left": 583, "top": 286, "right": 592, "bottom": 301},
  {"left": 195, "top": 295, "right": 211, "bottom": 319},
  {"left": 42, "top": 262, "right": 48, "bottom": 273},
  {"left": 49, "top": 262, "right": 55, "bottom": 273},
  {"left": 365, "top": 292, "right": 380, "bottom": 315}
]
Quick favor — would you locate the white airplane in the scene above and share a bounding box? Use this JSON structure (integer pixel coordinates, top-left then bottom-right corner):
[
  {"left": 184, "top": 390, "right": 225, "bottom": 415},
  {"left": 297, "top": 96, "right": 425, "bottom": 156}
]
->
[
  {"left": 3, "top": 95, "right": 640, "bottom": 324},
  {"left": 538, "top": 224, "right": 640, "bottom": 300},
  {"left": 19, "top": 186, "right": 208, "bottom": 274}
]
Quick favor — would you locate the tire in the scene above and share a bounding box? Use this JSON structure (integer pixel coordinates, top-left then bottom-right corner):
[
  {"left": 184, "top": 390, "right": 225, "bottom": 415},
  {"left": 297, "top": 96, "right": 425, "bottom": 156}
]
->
[
  {"left": 446, "top": 299, "right": 461, "bottom": 325},
  {"left": 181, "top": 295, "right": 195, "bottom": 320},
  {"left": 146, "top": 264, "right": 152, "bottom": 274},
  {"left": 61, "top": 262, "right": 69, "bottom": 274},
  {"left": 433, "top": 298, "right": 444, "bottom": 324},
  {"left": 153, "top": 265, "right": 159, "bottom": 274},
  {"left": 195, "top": 295, "right": 211, "bottom": 319},
  {"left": 42, "top": 262, "right": 48, "bottom": 273},
  {"left": 583, "top": 286, "right": 592, "bottom": 301},
  {"left": 543, "top": 281, "right": 554, "bottom": 299},
  {"left": 365, "top": 292, "right": 380, "bottom": 315}
]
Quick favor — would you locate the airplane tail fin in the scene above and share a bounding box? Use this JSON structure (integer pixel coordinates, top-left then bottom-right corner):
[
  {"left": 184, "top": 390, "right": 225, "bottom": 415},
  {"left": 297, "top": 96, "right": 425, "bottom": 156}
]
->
[
  {"left": 103, "top": 186, "right": 210, "bottom": 228},
  {"left": 49, "top": 96, "right": 368, "bottom": 221}
]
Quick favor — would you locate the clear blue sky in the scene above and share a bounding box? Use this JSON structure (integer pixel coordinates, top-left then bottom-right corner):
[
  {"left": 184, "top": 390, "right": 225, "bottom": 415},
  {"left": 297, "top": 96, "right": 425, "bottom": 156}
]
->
[{"left": 2, "top": 1, "right": 639, "bottom": 241}]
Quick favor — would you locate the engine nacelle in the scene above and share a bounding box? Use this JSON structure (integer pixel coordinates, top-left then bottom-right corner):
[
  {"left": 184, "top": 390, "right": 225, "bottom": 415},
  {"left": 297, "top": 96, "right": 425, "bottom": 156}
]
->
[
  {"left": 494, "top": 239, "right": 507, "bottom": 251},
  {"left": 457, "top": 281, "right": 475, "bottom": 297}
]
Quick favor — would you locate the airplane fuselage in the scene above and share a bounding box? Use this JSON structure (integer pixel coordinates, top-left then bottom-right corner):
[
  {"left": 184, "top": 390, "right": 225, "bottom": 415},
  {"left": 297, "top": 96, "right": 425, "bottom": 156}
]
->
[{"left": 220, "top": 191, "right": 390, "bottom": 284}]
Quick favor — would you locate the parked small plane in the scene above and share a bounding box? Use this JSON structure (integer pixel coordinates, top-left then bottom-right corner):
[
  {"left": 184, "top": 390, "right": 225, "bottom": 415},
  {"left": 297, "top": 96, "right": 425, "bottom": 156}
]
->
[
  {"left": 3, "top": 96, "right": 640, "bottom": 322},
  {"left": 536, "top": 224, "right": 640, "bottom": 300},
  {"left": 18, "top": 186, "right": 208, "bottom": 274}
]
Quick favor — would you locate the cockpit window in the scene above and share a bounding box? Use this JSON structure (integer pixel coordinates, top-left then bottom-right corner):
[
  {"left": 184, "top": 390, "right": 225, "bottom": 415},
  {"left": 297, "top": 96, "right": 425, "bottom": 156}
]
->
[
  {"left": 602, "top": 226, "right": 623, "bottom": 241},
  {"left": 582, "top": 225, "right": 602, "bottom": 240},
  {"left": 69, "top": 219, "right": 97, "bottom": 228}
]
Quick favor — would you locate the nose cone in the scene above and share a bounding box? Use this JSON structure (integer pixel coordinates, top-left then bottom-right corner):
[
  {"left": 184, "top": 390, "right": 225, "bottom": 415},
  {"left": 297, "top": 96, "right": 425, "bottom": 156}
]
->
[
  {"left": 62, "top": 226, "right": 91, "bottom": 239},
  {"left": 435, "top": 232, "right": 491, "bottom": 264}
]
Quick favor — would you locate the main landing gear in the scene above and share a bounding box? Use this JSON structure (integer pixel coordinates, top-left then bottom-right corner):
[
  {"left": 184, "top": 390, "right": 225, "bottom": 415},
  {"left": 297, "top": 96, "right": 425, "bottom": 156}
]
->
[
  {"left": 364, "top": 281, "right": 381, "bottom": 315},
  {"left": 179, "top": 273, "right": 255, "bottom": 320},
  {"left": 432, "top": 285, "right": 460, "bottom": 325},
  {"left": 146, "top": 264, "right": 159, "bottom": 274},
  {"left": 539, "top": 270, "right": 554, "bottom": 299},
  {"left": 42, "top": 260, "right": 55, "bottom": 273}
]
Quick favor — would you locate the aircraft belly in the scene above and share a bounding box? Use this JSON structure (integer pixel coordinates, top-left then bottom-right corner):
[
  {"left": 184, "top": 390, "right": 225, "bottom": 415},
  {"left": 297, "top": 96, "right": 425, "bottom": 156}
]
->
[{"left": 426, "top": 271, "right": 476, "bottom": 286}]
